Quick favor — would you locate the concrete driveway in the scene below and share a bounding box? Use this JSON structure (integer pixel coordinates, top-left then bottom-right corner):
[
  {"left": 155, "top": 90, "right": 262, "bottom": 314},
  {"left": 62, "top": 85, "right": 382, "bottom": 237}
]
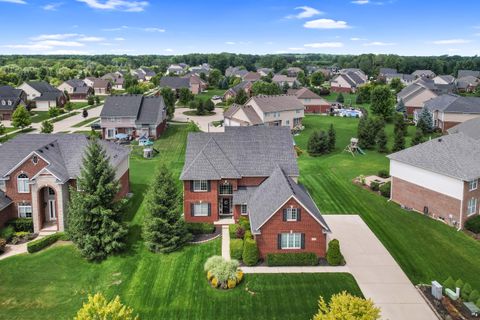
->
[
  {"left": 324, "top": 215, "right": 437, "bottom": 320},
  {"left": 173, "top": 107, "right": 224, "bottom": 132}
]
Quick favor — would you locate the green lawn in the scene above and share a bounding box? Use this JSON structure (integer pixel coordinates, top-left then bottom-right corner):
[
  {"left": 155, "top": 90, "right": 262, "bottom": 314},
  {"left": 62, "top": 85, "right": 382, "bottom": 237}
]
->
[
  {"left": 0, "top": 124, "right": 362, "bottom": 320},
  {"left": 196, "top": 88, "right": 225, "bottom": 102},
  {"left": 30, "top": 111, "right": 51, "bottom": 123},
  {"left": 71, "top": 102, "right": 89, "bottom": 110},
  {"left": 296, "top": 115, "right": 480, "bottom": 288},
  {"left": 72, "top": 117, "right": 99, "bottom": 128}
]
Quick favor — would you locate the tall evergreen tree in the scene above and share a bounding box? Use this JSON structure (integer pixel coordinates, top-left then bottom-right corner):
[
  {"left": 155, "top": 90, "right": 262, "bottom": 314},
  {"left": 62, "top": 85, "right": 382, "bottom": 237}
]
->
[
  {"left": 336, "top": 92, "right": 344, "bottom": 103},
  {"left": 327, "top": 124, "right": 336, "bottom": 152},
  {"left": 416, "top": 107, "right": 433, "bottom": 133},
  {"left": 143, "top": 165, "right": 191, "bottom": 253},
  {"left": 411, "top": 128, "right": 425, "bottom": 146},
  {"left": 393, "top": 112, "right": 408, "bottom": 136},
  {"left": 376, "top": 129, "right": 388, "bottom": 153},
  {"left": 396, "top": 98, "right": 406, "bottom": 113},
  {"left": 160, "top": 87, "right": 175, "bottom": 119},
  {"left": 307, "top": 131, "right": 320, "bottom": 156},
  {"left": 358, "top": 117, "right": 378, "bottom": 150},
  {"left": 392, "top": 129, "right": 406, "bottom": 152},
  {"left": 282, "top": 81, "right": 290, "bottom": 93},
  {"left": 67, "top": 139, "right": 128, "bottom": 261}
]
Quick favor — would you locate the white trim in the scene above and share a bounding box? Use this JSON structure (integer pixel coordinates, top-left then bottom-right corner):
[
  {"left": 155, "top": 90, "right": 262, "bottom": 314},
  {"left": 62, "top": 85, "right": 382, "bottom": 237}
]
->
[
  {"left": 4, "top": 151, "right": 51, "bottom": 177},
  {"left": 31, "top": 166, "right": 63, "bottom": 182}
]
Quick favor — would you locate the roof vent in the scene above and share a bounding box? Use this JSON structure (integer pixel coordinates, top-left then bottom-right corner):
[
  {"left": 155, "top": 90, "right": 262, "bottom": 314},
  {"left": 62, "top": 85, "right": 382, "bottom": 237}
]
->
[{"left": 438, "top": 138, "right": 442, "bottom": 142}]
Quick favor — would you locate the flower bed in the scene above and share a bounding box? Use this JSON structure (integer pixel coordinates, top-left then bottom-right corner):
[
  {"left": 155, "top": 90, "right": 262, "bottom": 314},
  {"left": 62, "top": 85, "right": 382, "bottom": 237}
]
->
[{"left": 204, "top": 256, "right": 243, "bottom": 290}]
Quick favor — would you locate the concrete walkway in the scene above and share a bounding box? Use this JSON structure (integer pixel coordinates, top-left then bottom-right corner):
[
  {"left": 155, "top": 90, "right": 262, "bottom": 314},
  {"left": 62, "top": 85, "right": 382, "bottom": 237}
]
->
[
  {"left": 221, "top": 225, "right": 231, "bottom": 260},
  {"left": 173, "top": 107, "right": 224, "bottom": 132},
  {"left": 324, "top": 215, "right": 436, "bottom": 320}
]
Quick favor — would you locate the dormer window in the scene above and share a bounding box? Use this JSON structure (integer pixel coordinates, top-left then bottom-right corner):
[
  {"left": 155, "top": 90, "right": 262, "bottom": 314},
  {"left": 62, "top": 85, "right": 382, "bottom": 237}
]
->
[
  {"left": 7, "top": 100, "right": 12, "bottom": 106},
  {"left": 1, "top": 100, "right": 5, "bottom": 106}
]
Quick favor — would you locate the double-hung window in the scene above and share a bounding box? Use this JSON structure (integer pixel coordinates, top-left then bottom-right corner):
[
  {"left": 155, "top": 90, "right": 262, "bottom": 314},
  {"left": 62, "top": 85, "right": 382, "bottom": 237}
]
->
[
  {"left": 193, "top": 203, "right": 209, "bottom": 216},
  {"left": 280, "top": 233, "right": 302, "bottom": 249},
  {"left": 240, "top": 204, "right": 248, "bottom": 215},
  {"left": 106, "top": 128, "right": 116, "bottom": 139},
  {"left": 469, "top": 179, "right": 478, "bottom": 191},
  {"left": 193, "top": 180, "right": 208, "bottom": 192},
  {"left": 286, "top": 208, "right": 298, "bottom": 221},
  {"left": 17, "top": 173, "right": 29, "bottom": 193},
  {"left": 468, "top": 198, "right": 477, "bottom": 216},
  {"left": 18, "top": 203, "right": 32, "bottom": 218}
]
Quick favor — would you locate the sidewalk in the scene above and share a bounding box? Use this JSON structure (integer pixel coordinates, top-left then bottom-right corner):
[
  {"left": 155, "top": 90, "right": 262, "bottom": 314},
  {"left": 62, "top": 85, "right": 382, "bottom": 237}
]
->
[{"left": 221, "top": 225, "right": 230, "bottom": 260}]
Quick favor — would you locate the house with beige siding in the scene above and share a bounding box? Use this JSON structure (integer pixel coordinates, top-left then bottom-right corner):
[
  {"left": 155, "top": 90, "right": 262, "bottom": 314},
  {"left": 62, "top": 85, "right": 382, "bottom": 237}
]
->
[
  {"left": 224, "top": 95, "right": 304, "bottom": 129},
  {"left": 397, "top": 79, "right": 437, "bottom": 115},
  {"left": 18, "top": 81, "right": 66, "bottom": 111}
]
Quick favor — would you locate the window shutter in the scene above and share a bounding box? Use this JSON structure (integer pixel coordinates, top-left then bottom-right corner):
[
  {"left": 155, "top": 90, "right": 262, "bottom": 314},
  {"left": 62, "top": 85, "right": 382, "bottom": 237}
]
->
[
  {"left": 190, "top": 203, "right": 194, "bottom": 216},
  {"left": 208, "top": 203, "right": 211, "bottom": 216},
  {"left": 190, "top": 181, "right": 194, "bottom": 192},
  {"left": 283, "top": 209, "right": 287, "bottom": 221},
  {"left": 301, "top": 233, "right": 305, "bottom": 249},
  {"left": 277, "top": 234, "right": 282, "bottom": 249},
  {"left": 297, "top": 208, "right": 301, "bottom": 221}
]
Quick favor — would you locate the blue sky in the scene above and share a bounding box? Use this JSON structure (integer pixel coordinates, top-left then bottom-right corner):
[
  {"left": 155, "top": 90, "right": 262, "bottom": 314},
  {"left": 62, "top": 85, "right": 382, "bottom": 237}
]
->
[{"left": 0, "top": 0, "right": 479, "bottom": 56}]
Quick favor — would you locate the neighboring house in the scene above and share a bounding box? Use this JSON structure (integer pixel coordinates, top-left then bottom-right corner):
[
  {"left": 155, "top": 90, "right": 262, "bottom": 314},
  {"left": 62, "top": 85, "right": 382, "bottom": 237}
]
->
[
  {"left": 224, "top": 95, "right": 304, "bottom": 129},
  {"left": 397, "top": 79, "right": 438, "bottom": 115},
  {"left": 0, "top": 134, "right": 130, "bottom": 232},
  {"left": 330, "top": 70, "right": 367, "bottom": 93},
  {"left": 257, "top": 68, "right": 273, "bottom": 77},
  {"left": 243, "top": 72, "right": 262, "bottom": 82},
  {"left": 287, "top": 87, "right": 330, "bottom": 114},
  {"left": 225, "top": 66, "right": 248, "bottom": 78},
  {"left": 102, "top": 73, "right": 125, "bottom": 90},
  {"left": 378, "top": 68, "right": 397, "bottom": 79},
  {"left": 222, "top": 81, "right": 253, "bottom": 101},
  {"left": 131, "top": 68, "right": 156, "bottom": 82},
  {"left": 187, "top": 74, "right": 208, "bottom": 94},
  {"left": 272, "top": 75, "right": 299, "bottom": 88},
  {"left": 412, "top": 70, "right": 436, "bottom": 79},
  {"left": 0, "top": 86, "right": 27, "bottom": 121},
  {"left": 189, "top": 64, "right": 211, "bottom": 76},
  {"left": 385, "top": 73, "right": 415, "bottom": 86},
  {"left": 180, "top": 126, "right": 331, "bottom": 258},
  {"left": 57, "top": 79, "right": 94, "bottom": 100},
  {"left": 339, "top": 68, "right": 368, "bottom": 82},
  {"left": 388, "top": 133, "right": 480, "bottom": 229},
  {"left": 447, "top": 116, "right": 480, "bottom": 140},
  {"left": 432, "top": 75, "right": 456, "bottom": 94},
  {"left": 286, "top": 67, "right": 303, "bottom": 77},
  {"left": 305, "top": 65, "right": 319, "bottom": 75},
  {"left": 100, "top": 94, "right": 167, "bottom": 140},
  {"left": 18, "top": 81, "right": 66, "bottom": 111},
  {"left": 83, "top": 77, "right": 112, "bottom": 95},
  {"left": 167, "top": 64, "right": 187, "bottom": 75},
  {"left": 457, "top": 70, "right": 480, "bottom": 79},
  {"left": 159, "top": 76, "right": 205, "bottom": 95},
  {"left": 456, "top": 76, "right": 479, "bottom": 93},
  {"left": 421, "top": 94, "right": 480, "bottom": 131}
]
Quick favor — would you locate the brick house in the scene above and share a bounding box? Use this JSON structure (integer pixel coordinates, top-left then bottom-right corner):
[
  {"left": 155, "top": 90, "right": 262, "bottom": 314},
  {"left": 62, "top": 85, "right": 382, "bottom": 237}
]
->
[
  {"left": 388, "top": 133, "right": 480, "bottom": 229},
  {"left": 288, "top": 87, "right": 331, "bottom": 114},
  {"left": 159, "top": 76, "right": 206, "bottom": 95},
  {"left": 100, "top": 94, "right": 167, "bottom": 140},
  {"left": 180, "top": 126, "right": 331, "bottom": 258},
  {"left": 57, "top": 79, "right": 94, "bottom": 101},
  {"left": 222, "top": 81, "right": 253, "bottom": 102},
  {"left": 0, "top": 85, "right": 27, "bottom": 121},
  {"left": 0, "top": 134, "right": 130, "bottom": 232}
]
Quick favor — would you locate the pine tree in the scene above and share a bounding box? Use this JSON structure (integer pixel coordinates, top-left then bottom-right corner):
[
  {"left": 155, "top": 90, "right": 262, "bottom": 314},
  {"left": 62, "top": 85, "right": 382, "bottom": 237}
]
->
[
  {"left": 41, "top": 120, "right": 53, "bottom": 133},
  {"left": 196, "top": 100, "right": 205, "bottom": 115},
  {"left": 377, "top": 129, "right": 388, "bottom": 153},
  {"left": 393, "top": 112, "right": 408, "bottom": 136},
  {"left": 396, "top": 98, "right": 406, "bottom": 113},
  {"left": 327, "top": 124, "right": 336, "bottom": 152},
  {"left": 12, "top": 105, "right": 31, "bottom": 131},
  {"left": 282, "top": 81, "right": 290, "bottom": 93},
  {"left": 411, "top": 128, "right": 425, "bottom": 146},
  {"left": 336, "top": 92, "right": 344, "bottom": 103},
  {"left": 160, "top": 87, "right": 175, "bottom": 119},
  {"left": 307, "top": 131, "right": 320, "bottom": 156},
  {"left": 318, "top": 131, "right": 329, "bottom": 154},
  {"left": 142, "top": 165, "right": 191, "bottom": 253},
  {"left": 358, "top": 117, "right": 378, "bottom": 150},
  {"left": 67, "top": 139, "right": 128, "bottom": 261},
  {"left": 392, "top": 129, "right": 406, "bottom": 152},
  {"left": 417, "top": 107, "right": 433, "bottom": 133}
]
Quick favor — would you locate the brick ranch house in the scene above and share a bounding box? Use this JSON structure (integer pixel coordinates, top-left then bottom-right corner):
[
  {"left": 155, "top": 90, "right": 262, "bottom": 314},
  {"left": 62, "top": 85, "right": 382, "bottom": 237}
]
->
[
  {"left": 100, "top": 94, "right": 167, "bottom": 140},
  {"left": 288, "top": 87, "right": 331, "bottom": 114},
  {"left": 180, "top": 126, "right": 331, "bottom": 258},
  {"left": 0, "top": 134, "right": 130, "bottom": 233},
  {"left": 387, "top": 132, "right": 480, "bottom": 229}
]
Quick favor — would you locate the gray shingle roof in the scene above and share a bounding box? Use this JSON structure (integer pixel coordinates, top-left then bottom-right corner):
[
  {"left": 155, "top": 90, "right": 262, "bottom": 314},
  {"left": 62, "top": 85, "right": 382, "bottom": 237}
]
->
[
  {"left": 135, "top": 96, "right": 166, "bottom": 125},
  {"left": 248, "top": 165, "right": 330, "bottom": 234},
  {"left": 248, "top": 94, "right": 305, "bottom": 112},
  {"left": 388, "top": 133, "right": 480, "bottom": 181},
  {"left": 34, "top": 91, "right": 64, "bottom": 101},
  {"left": 232, "top": 186, "right": 257, "bottom": 205},
  {"left": 0, "top": 86, "right": 24, "bottom": 111},
  {"left": 0, "top": 190, "right": 12, "bottom": 211},
  {"left": 26, "top": 81, "right": 57, "bottom": 93},
  {"left": 223, "top": 103, "right": 263, "bottom": 125},
  {"left": 101, "top": 94, "right": 165, "bottom": 125},
  {"left": 159, "top": 77, "right": 190, "bottom": 89},
  {"left": 379, "top": 68, "right": 397, "bottom": 75},
  {"left": 424, "top": 94, "right": 480, "bottom": 114},
  {"left": 180, "top": 126, "right": 299, "bottom": 180},
  {"left": 458, "top": 70, "right": 480, "bottom": 78},
  {"left": 447, "top": 117, "right": 480, "bottom": 140},
  {"left": 0, "top": 134, "right": 130, "bottom": 183}
]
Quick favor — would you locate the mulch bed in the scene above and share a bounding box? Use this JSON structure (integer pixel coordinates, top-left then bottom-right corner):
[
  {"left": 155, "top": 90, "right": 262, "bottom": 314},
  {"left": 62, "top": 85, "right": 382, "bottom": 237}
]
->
[
  {"left": 419, "top": 285, "right": 478, "bottom": 319},
  {"left": 190, "top": 227, "right": 221, "bottom": 244}
]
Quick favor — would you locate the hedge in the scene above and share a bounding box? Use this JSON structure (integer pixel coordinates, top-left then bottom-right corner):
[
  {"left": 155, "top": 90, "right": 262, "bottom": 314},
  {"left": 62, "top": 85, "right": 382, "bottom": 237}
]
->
[
  {"left": 230, "top": 239, "right": 244, "bottom": 260},
  {"left": 377, "top": 170, "right": 390, "bottom": 178},
  {"left": 229, "top": 224, "right": 244, "bottom": 239},
  {"left": 326, "top": 239, "right": 345, "bottom": 266},
  {"left": 370, "top": 181, "right": 380, "bottom": 192},
  {"left": 242, "top": 238, "right": 259, "bottom": 266},
  {"left": 266, "top": 252, "right": 318, "bottom": 266},
  {"left": 186, "top": 223, "right": 215, "bottom": 235},
  {"left": 7, "top": 218, "right": 34, "bottom": 232},
  {"left": 465, "top": 216, "right": 480, "bottom": 234},
  {"left": 239, "top": 216, "right": 250, "bottom": 231},
  {"left": 27, "top": 232, "right": 65, "bottom": 253},
  {"left": 379, "top": 182, "right": 391, "bottom": 198}
]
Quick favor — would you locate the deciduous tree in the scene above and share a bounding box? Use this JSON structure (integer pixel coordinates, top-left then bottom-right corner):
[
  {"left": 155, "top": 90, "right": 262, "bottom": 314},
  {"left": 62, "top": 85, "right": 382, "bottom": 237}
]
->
[
  {"left": 313, "top": 291, "right": 380, "bottom": 320},
  {"left": 41, "top": 120, "right": 53, "bottom": 133},
  {"left": 370, "top": 85, "right": 394, "bottom": 119},
  {"left": 12, "top": 105, "right": 31, "bottom": 131},
  {"left": 75, "top": 293, "right": 139, "bottom": 320}
]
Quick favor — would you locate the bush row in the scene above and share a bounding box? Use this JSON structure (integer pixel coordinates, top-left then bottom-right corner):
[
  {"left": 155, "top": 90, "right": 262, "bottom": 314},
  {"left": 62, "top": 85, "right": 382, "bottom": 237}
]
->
[
  {"left": 465, "top": 216, "right": 480, "bottom": 234},
  {"left": 230, "top": 239, "right": 243, "bottom": 260},
  {"left": 7, "top": 218, "right": 34, "bottom": 233},
  {"left": 186, "top": 223, "right": 215, "bottom": 235},
  {"left": 27, "top": 232, "right": 65, "bottom": 253},
  {"left": 242, "top": 237, "right": 259, "bottom": 266},
  {"left": 266, "top": 252, "right": 318, "bottom": 266},
  {"left": 443, "top": 276, "right": 480, "bottom": 307}
]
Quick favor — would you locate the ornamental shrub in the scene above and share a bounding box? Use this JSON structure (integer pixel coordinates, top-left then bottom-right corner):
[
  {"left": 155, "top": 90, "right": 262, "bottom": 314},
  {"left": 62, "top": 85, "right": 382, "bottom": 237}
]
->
[
  {"left": 235, "top": 227, "right": 245, "bottom": 239},
  {"left": 326, "top": 239, "right": 345, "bottom": 266},
  {"left": 227, "top": 278, "right": 237, "bottom": 289},
  {"left": 455, "top": 279, "right": 464, "bottom": 290},
  {"left": 235, "top": 271, "right": 244, "bottom": 284},
  {"left": 377, "top": 170, "right": 390, "bottom": 178},
  {"left": 244, "top": 230, "right": 253, "bottom": 240},
  {"left": 204, "top": 256, "right": 224, "bottom": 272},
  {"left": 469, "top": 289, "right": 480, "bottom": 302},
  {"left": 204, "top": 255, "right": 241, "bottom": 289},
  {"left": 0, "top": 238, "right": 6, "bottom": 253},
  {"left": 242, "top": 238, "right": 259, "bottom": 266},
  {"left": 229, "top": 224, "right": 242, "bottom": 238},
  {"left": 465, "top": 216, "right": 480, "bottom": 234},
  {"left": 230, "top": 239, "right": 244, "bottom": 260},
  {"left": 0, "top": 226, "right": 14, "bottom": 242},
  {"left": 443, "top": 276, "right": 455, "bottom": 291},
  {"left": 27, "top": 233, "right": 62, "bottom": 253},
  {"left": 461, "top": 283, "right": 472, "bottom": 300},
  {"left": 75, "top": 293, "right": 139, "bottom": 320},
  {"left": 7, "top": 218, "right": 33, "bottom": 232},
  {"left": 379, "top": 182, "right": 391, "bottom": 198},
  {"left": 211, "top": 277, "right": 219, "bottom": 288},
  {"left": 266, "top": 252, "right": 318, "bottom": 266},
  {"left": 239, "top": 216, "right": 250, "bottom": 231},
  {"left": 370, "top": 181, "right": 380, "bottom": 192},
  {"left": 207, "top": 271, "right": 214, "bottom": 281}
]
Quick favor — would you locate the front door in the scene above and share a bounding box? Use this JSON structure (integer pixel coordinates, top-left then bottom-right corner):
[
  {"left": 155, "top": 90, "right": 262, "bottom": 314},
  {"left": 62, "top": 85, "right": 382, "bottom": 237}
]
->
[
  {"left": 221, "top": 198, "right": 231, "bottom": 215},
  {"left": 48, "top": 199, "right": 56, "bottom": 220}
]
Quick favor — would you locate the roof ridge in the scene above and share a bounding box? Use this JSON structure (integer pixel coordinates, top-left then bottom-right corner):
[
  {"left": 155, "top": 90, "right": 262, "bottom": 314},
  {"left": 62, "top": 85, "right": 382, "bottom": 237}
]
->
[
  {"left": 204, "top": 136, "right": 241, "bottom": 178},
  {"left": 182, "top": 137, "right": 222, "bottom": 178}
]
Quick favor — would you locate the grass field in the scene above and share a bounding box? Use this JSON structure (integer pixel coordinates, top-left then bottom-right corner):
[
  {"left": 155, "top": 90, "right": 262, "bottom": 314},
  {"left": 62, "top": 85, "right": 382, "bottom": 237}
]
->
[
  {"left": 72, "top": 117, "right": 99, "bottom": 128},
  {"left": 0, "top": 124, "right": 362, "bottom": 320},
  {"left": 196, "top": 88, "right": 225, "bottom": 102},
  {"left": 296, "top": 115, "right": 480, "bottom": 288}
]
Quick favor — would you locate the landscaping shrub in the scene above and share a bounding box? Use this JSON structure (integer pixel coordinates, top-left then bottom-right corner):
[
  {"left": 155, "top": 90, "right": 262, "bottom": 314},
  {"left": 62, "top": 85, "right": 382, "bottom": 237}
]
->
[
  {"left": 244, "top": 230, "right": 253, "bottom": 240},
  {"left": 0, "top": 238, "right": 6, "bottom": 253},
  {"left": 235, "top": 227, "right": 245, "bottom": 239},
  {"left": 204, "top": 255, "right": 242, "bottom": 289},
  {"left": 455, "top": 279, "right": 464, "bottom": 290},
  {"left": 75, "top": 293, "right": 138, "bottom": 320},
  {"left": 477, "top": 298, "right": 480, "bottom": 308},
  {"left": 186, "top": 223, "right": 215, "bottom": 235},
  {"left": 266, "top": 252, "right": 318, "bottom": 266},
  {"left": 239, "top": 216, "right": 250, "bottom": 232},
  {"left": 370, "top": 181, "right": 380, "bottom": 192},
  {"left": 379, "top": 182, "right": 391, "bottom": 198},
  {"left": 461, "top": 283, "right": 472, "bottom": 300},
  {"left": 27, "top": 232, "right": 62, "bottom": 253},
  {"left": 230, "top": 239, "right": 244, "bottom": 260},
  {"left": 229, "top": 224, "right": 244, "bottom": 239},
  {"left": 326, "top": 239, "right": 345, "bottom": 266},
  {"left": 377, "top": 170, "right": 390, "bottom": 178},
  {"left": 10, "top": 231, "right": 34, "bottom": 245},
  {"left": 242, "top": 238, "right": 259, "bottom": 266},
  {"left": 469, "top": 289, "right": 479, "bottom": 302},
  {"left": 0, "top": 226, "right": 14, "bottom": 242},
  {"left": 443, "top": 276, "right": 455, "bottom": 291},
  {"left": 7, "top": 218, "right": 33, "bottom": 232},
  {"left": 465, "top": 216, "right": 480, "bottom": 234}
]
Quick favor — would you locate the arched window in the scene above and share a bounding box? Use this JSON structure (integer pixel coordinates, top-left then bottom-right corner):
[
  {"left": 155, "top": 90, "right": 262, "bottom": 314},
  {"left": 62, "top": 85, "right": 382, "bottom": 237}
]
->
[{"left": 17, "top": 173, "right": 29, "bottom": 193}]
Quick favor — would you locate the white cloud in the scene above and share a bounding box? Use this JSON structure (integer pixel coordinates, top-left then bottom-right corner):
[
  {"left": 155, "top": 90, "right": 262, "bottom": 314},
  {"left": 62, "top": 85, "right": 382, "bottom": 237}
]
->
[
  {"left": 288, "top": 47, "right": 306, "bottom": 51},
  {"left": 431, "top": 39, "right": 471, "bottom": 45},
  {"left": 114, "top": 37, "right": 125, "bottom": 41},
  {"left": 143, "top": 27, "right": 165, "bottom": 32},
  {"left": 102, "top": 26, "right": 165, "bottom": 32},
  {"left": 0, "top": 0, "right": 27, "bottom": 4},
  {"left": 286, "top": 6, "right": 322, "bottom": 19},
  {"left": 350, "top": 37, "right": 367, "bottom": 41},
  {"left": 304, "top": 42, "right": 344, "bottom": 48},
  {"left": 225, "top": 41, "right": 236, "bottom": 45},
  {"left": 36, "top": 40, "right": 85, "bottom": 47},
  {"left": 31, "top": 33, "right": 79, "bottom": 40},
  {"left": 304, "top": 19, "right": 350, "bottom": 29},
  {"left": 164, "top": 48, "right": 174, "bottom": 52},
  {"left": 46, "top": 49, "right": 90, "bottom": 55},
  {"left": 351, "top": 0, "right": 369, "bottom": 4},
  {"left": 363, "top": 41, "right": 396, "bottom": 46},
  {"left": 43, "top": 2, "right": 63, "bottom": 10},
  {"left": 2, "top": 44, "right": 53, "bottom": 50},
  {"left": 77, "top": 0, "right": 149, "bottom": 12},
  {"left": 447, "top": 48, "right": 460, "bottom": 52},
  {"left": 78, "top": 36, "right": 105, "bottom": 42}
]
